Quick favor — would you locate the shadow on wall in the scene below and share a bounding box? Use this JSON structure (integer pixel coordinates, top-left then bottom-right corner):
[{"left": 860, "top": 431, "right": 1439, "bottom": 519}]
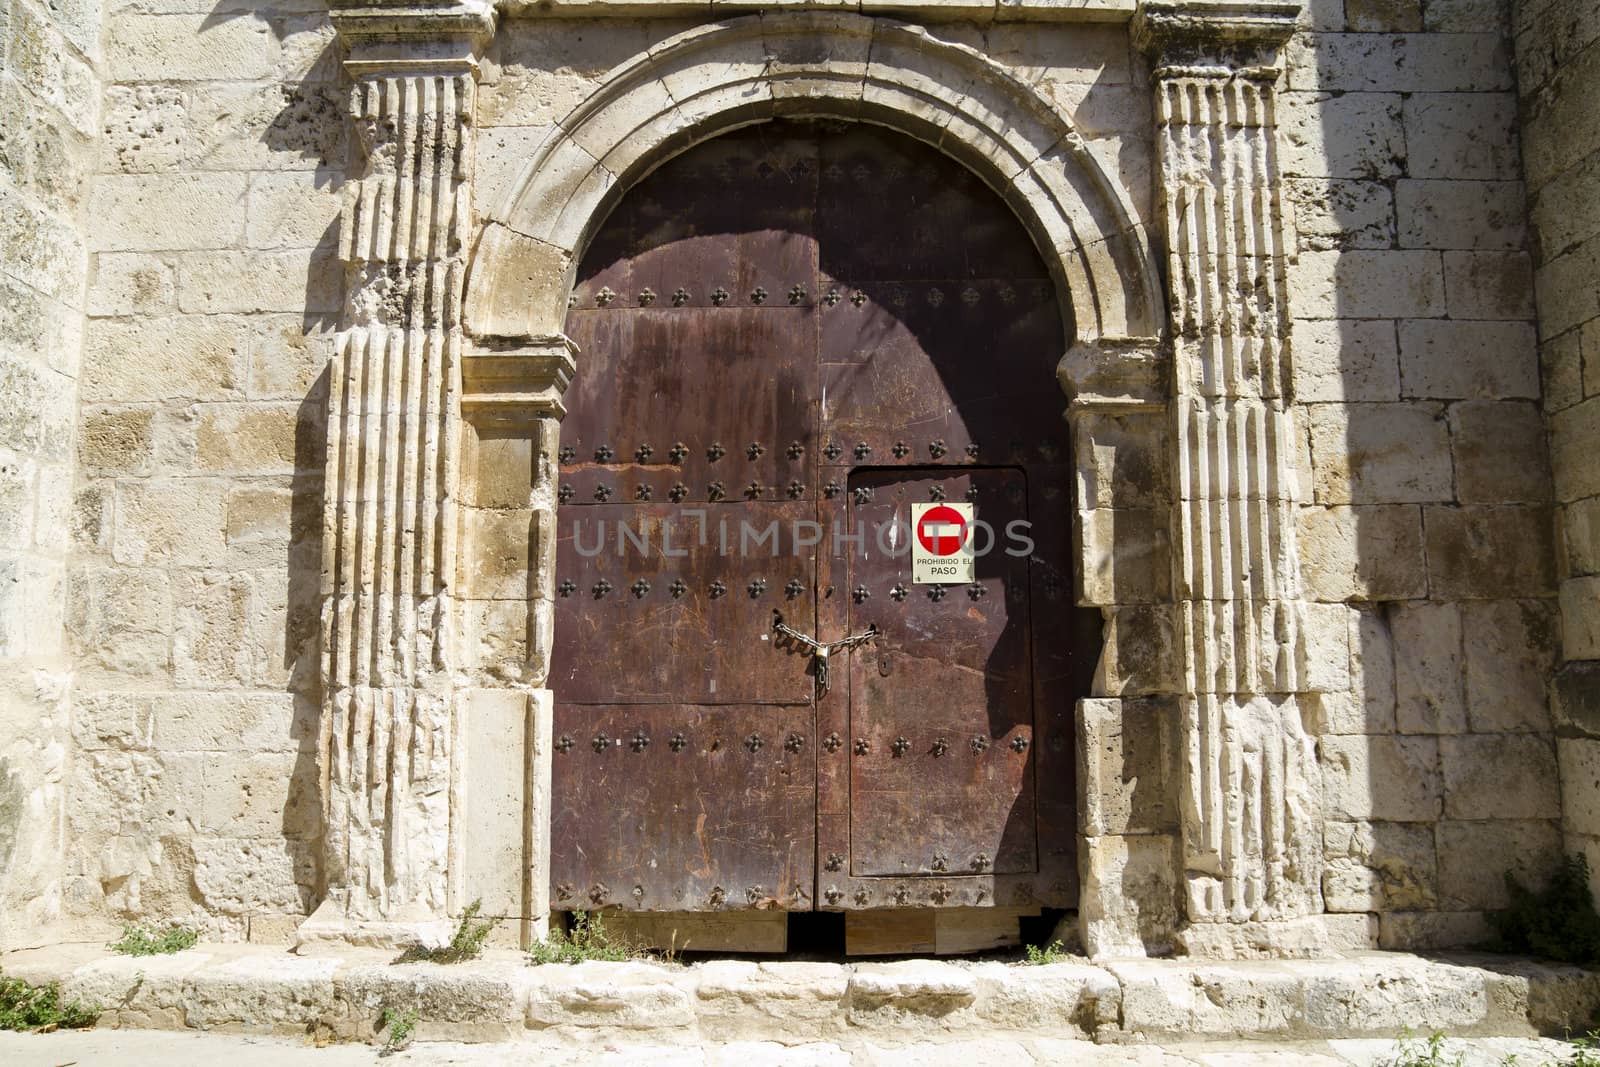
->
[{"left": 1293, "top": 0, "right": 1561, "bottom": 952}]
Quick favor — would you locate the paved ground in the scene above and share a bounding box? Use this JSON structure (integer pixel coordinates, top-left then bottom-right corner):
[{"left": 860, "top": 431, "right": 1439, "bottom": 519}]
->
[{"left": 0, "top": 1030, "right": 1587, "bottom": 1066}]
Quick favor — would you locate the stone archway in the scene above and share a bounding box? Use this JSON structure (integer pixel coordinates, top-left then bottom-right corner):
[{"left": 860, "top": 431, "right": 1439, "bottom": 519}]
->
[
  {"left": 312, "top": 0, "right": 1323, "bottom": 959},
  {"left": 453, "top": 12, "right": 1168, "bottom": 949}
]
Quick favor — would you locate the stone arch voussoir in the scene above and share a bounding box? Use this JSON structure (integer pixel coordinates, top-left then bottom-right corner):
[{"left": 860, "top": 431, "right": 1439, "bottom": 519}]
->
[{"left": 462, "top": 12, "right": 1164, "bottom": 350}]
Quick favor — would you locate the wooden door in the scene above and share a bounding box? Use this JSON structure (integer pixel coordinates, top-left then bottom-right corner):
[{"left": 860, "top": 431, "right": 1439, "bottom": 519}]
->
[{"left": 549, "top": 121, "right": 1083, "bottom": 918}]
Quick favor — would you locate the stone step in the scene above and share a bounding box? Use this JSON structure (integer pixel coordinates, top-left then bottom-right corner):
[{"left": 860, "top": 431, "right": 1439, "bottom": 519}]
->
[{"left": 3, "top": 944, "right": 1599, "bottom": 1047}]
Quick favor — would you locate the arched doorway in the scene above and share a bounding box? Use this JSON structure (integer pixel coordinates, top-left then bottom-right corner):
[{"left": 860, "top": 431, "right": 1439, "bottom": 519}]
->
[{"left": 546, "top": 121, "right": 1097, "bottom": 944}]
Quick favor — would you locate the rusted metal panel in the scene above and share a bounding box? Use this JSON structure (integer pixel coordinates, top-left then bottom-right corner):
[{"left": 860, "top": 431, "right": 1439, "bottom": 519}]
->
[{"left": 551, "top": 704, "right": 816, "bottom": 913}]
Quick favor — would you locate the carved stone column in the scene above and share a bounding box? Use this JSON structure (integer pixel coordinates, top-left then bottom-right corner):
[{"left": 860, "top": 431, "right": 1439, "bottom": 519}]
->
[
  {"left": 1134, "top": 0, "right": 1325, "bottom": 953},
  {"left": 302, "top": 0, "right": 495, "bottom": 944}
]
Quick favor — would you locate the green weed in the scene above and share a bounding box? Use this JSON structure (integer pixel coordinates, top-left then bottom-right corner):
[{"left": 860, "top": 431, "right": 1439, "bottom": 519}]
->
[
  {"left": 108, "top": 922, "right": 199, "bottom": 957},
  {"left": 527, "top": 910, "right": 634, "bottom": 965},
  {"left": 0, "top": 969, "right": 98, "bottom": 1032},
  {"left": 396, "top": 899, "right": 501, "bottom": 964}
]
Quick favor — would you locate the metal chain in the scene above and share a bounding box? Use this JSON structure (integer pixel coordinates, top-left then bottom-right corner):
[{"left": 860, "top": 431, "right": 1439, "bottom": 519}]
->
[{"left": 772, "top": 612, "right": 879, "bottom": 695}]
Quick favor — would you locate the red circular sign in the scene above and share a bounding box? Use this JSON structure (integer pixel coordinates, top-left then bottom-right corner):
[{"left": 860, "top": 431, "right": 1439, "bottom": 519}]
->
[{"left": 916, "top": 505, "right": 969, "bottom": 556}]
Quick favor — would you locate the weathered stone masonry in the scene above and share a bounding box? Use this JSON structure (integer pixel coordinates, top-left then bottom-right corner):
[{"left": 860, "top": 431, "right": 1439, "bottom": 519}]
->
[{"left": 0, "top": 0, "right": 1585, "bottom": 956}]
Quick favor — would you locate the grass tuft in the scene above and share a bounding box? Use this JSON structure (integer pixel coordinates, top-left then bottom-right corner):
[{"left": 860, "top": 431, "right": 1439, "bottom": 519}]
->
[
  {"left": 396, "top": 899, "right": 501, "bottom": 964},
  {"left": 108, "top": 922, "right": 199, "bottom": 957},
  {"left": 0, "top": 969, "right": 99, "bottom": 1032},
  {"left": 1024, "top": 939, "right": 1069, "bottom": 965},
  {"left": 527, "top": 910, "right": 634, "bottom": 965}
]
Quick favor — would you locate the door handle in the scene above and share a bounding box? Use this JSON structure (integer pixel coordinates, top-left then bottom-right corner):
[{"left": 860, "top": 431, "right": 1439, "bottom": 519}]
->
[{"left": 771, "top": 611, "right": 879, "bottom": 694}]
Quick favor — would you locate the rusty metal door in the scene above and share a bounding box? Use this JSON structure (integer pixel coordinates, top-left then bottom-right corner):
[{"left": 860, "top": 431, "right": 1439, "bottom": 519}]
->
[{"left": 550, "top": 122, "right": 1083, "bottom": 917}]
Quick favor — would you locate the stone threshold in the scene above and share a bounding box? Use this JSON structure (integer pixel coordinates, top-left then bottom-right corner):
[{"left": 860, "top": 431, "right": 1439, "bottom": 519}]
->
[{"left": 3, "top": 944, "right": 1599, "bottom": 1047}]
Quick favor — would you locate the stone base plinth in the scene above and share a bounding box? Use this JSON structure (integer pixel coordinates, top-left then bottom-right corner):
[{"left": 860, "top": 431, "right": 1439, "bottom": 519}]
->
[{"left": 5, "top": 943, "right": 1600, "bottom": 1047}]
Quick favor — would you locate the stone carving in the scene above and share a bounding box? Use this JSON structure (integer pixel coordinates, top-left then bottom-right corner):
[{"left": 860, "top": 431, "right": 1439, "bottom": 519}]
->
[
  {"left": 310, "top": 0, "right": 495, "bottom": 938},
  {"left": 1136, "top": 0, "right": 1323, "bottom": 939}
]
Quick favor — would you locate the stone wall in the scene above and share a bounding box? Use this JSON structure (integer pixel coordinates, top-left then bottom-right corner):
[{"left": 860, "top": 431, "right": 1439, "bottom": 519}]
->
[
  {"left": 0, "top": 0, "right": 102, "bottom": 950},
  {"left": 65, "top": 0, "right": 342, "bottom": 942},
  {"left": 1514, "top": 0, "right": 1600, "bottom": 894},
  {"left": 24, "top": 0, "right": 1570, "bottom": 950},
  {"left": 1286, "top": 0, "right": 1559, "bottom": 950}
]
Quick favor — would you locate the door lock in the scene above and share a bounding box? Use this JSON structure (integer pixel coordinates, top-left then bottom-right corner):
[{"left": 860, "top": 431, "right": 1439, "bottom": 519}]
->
[{"left": 771, "top": 611, "right": 879, "bottom": 694}]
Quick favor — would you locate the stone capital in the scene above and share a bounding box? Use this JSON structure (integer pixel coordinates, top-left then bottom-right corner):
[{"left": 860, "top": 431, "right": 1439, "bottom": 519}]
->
[
  {"left": 1132, "top": 0, "right": 1300, "bottom": 70},
  {"left": 1058, "top": 338, "right": 1169, "bottom": 412},
  {"left": 461, "top": 337, "right": 579, "bottom": 428},
  {"left": 330, "top": 0, "right": 496, "bottom": 72}
]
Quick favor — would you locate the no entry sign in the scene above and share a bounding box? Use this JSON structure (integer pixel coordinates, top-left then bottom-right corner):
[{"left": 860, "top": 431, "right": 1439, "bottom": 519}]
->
[{"left": 912, "top": 502, "right": 975, "bottom": 584}]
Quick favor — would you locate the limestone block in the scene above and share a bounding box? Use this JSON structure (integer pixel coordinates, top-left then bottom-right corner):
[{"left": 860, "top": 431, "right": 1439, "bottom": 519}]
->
[
  {"left": 180, "top": 954, "right": 338, "bottom": 1032},
  {"left": 1285, "top": 178, "right": 1395, "bottom": 251},
  {"left": 1307, "top": 402, "right": 1452, "bottom": 505},
  {"left": 60, "top": 951, "right": 208, "bottom": 1030},
  {"left": 1561, "top": 576, "right": 1600, "bottom": 659},
  {"left": 84, "top": 316, "right": 247, "bottom": 403},
  {"left": 1291, "top": 250, "right": 1445, "bottom": 321},
  {"left": 464, "top": 509, "right": 535, "bottom": 601},
  {"left": 1292, "top": 319, "right": 1401, "bottom": 403},
  {"left": 461, "top": 688, "right": 528, "bottom": 918},
  {"left": 1073, "top": 410, "right": 1167, "bottom": 509},
  {"left": 338, "top": 960, "right": 526, "bottom": 1040},
  {"left": 1397, "top": 320, "right": 1538, "bottom": 399},
  {"left": 1377, "top": 909, "right": 1491, "bottom": 950},
  {"left": 89, "top": 252, "right": 176, "bottom": 317},
  {"left": 191, "top": 403, "right": 303, "bottom": 476},
  {"left": 1426, "top": 0, "right": 1509, "bottom": 32},
  {"left": 1553, "top": 661, "right": 1600, "bottom": 738},
  {"left": 1528, "top": 151, "right": 1600, "bottom": 265},
  {"left": 224, "top": 484, "right": 293, "bottom": 553},
  {"left": 1436, "top": 818, "right": 1563, "bottom": 910},
  {"left": 1535, "top": 241, "right": 1600, "bottom": 341},
  {"left": 1344, "top": 0, "right": 1422, "bottom": 31},
  {"left": 274, "top": 14, "right": 339, "bottom": 84},
  {"left": 192, "top": 836, "right": 308, "bottom": 915},
  {"left": 526, "top": 961, "right": 695, "bottom": 1028},
  {"left": 1077, "top": 509, "right": 1169, "bottom": 605},
  {"left": 245, "top": 171, "right": 344, "bottom": 250},
  {"left": 1450, "top": 400, "right": 1550, "bottom": 505},
  {"left": 846, "top": 960, "right": 977, "bottom": 1019},
  {"left": 695, "top": 960, "right": 849, "bottom": 1031},
  {"left": 1094, "top": 604, "right": 1179, "bottom": 697},
  {"left": 1301, "top": 601, "right": 1354, "bottom": 693},
  {"left": 1462, "top": 599, "right": 1557, "bottom": 733},
  {"left": 0, "top": 557, "right": 65, "bottom": 659},
  {"left": 1558, "top": 738, "right": 1600, "bottom": 837},
  {"left": 1396, "top": 179, "right": 1526, "bottom": 250},
  {"left": 464, "top": 223, "right": 575, "bottom": 340},
  {"left": 1106, "top": 959, "right": 1300, "bottom": 1037},
  {"left": 1391, "top": 600, "right": 1466, "bottom": 735},
  {"left": 1279, "top": 91, "right": 1406, "bottom": 180},
  {"left": 1563, "top": 497, "right": 1600, "bottom": 577},
  {"left": 1553, "top": 397, "right": 1600, "bottom": 503},
  {"left": 1322, "top": 819, "right": 1438, "bottom": 911},
  {"left": 0, "top": 453, "right": 36, "bottom": 548},
  {"left": 1078, "top": 834, "right": 1177, "bottom": 957},
  {"left": 154, "top": 692, "right": 298, "bottom": 752},
  {"left": 106, "top": 11, "right": 276, "bottom": 82},
  {"left": 89, "top": 173, "right": 248, "bottom": 253},
  {"left": 968, "top": 960, "right": 1118, "bottom": 1035},
  {"left": 196, "top": 751, "right": 315, "bottom": 837},
  {"left": 177, "top": 249, "right": 342, "bottom": 315},
  {"left": 66, "top": 564, "right": 172, "bottom": 681},
  {"left": 1404, "top": 92, "right": 1521, "bottom": 180},
  {"left": 189, "top": 82, "right": 345, "bottom": 172},
  {"left": 70, "top": 691, "right": 150, "bottom": 753},
  {"left": 480, "top": 20, "right": 654, "bottom": 129},
  {"left": 1300, "top": 957, "right": 1488, "bottom": 1033},
  {"left": 0, "top": 353, "right": 74, "bottom": 465},
  {"left": 1319, "top": 734, "right": 1442, "bottom": 822},
  {"left": 248, "top": 316, "right": 331, "bottom": 401},
  {"left": 1077, "top": 697, "right": 1178, "bottom": 836},
  {"left": 172, "top": 571, "right": 253, "bottom": 686},
  {"left": 1289, "top": 32, "right": 1512, "bottom": 93},
  {"left": 100, "top": 85, "right": 188, "bottom": 174},
  {"left": 1442, "top": 734, "right": 1560, "bottom": 820},
  {"left": 1424, "top": 504, "right": 1556, "bottom": 599},
  {"left": 1296, "top": 505, "right": 1426, "bottom": 602},
  {"left": 0, "top": 183, "right": 86, "bottom": 302},
  {"left": 1522, "top": 42, "right": 1600, "bottom": 188},
  {"left": 1444, "top": 250, "right": 1536, "bottom": 320}
]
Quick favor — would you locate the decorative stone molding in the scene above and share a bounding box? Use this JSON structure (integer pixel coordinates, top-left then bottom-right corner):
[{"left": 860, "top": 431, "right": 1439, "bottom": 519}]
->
[
  {"left": 1135, "top": 0, "right": 1324, "bottom": 949},
  {"left": 304, "top": 0, "right": 495, "bottom": 944},
  {"left": 462, "top": 12, "right": 1163, "bottom": 349}
]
